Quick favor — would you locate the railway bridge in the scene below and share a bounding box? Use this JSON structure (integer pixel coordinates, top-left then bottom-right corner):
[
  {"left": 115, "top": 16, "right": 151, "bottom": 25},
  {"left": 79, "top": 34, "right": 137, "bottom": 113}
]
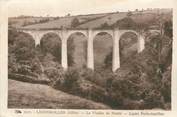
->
[{"left": 17, "top": 27, "right": 159, "bottom": 72}]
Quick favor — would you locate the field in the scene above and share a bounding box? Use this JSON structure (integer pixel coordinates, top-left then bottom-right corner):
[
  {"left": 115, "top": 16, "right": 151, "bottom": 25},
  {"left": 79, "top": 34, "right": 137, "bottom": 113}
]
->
[
  {"left": 9, "top": 12, "right": 108, "bottom": 29},
  {"left": 9, "top": 9, "right": 172, "bottom": 30}
]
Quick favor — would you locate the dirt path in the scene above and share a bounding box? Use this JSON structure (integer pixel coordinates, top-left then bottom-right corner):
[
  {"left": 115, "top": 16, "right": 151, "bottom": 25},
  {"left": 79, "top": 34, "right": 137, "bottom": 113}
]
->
[{"left": 8, "top": 79, "right": 111, "bottom": 109}]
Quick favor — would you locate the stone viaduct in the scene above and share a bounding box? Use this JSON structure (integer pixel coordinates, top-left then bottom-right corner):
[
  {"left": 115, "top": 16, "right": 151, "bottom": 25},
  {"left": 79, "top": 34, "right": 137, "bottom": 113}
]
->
[{"left": 17, "top": 28, "right": 157, "bottom": 72}]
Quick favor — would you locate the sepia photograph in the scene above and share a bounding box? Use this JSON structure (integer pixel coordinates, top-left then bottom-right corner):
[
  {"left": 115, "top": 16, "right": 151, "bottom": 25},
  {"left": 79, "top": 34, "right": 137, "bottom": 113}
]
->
[
  {"left": 1, "top": 0, "right": 176, "bottom": 116},
  {"left": 7, "top": 0, "right": 173, "bottom": 110}
]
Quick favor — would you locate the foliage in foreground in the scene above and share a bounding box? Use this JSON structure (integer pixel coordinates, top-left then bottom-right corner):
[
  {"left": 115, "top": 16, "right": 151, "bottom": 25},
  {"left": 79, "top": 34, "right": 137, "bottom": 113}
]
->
[
  {"left": 8, "top": 25, "right": 172, "bottom": 109},
  {"left": 51, "top": 34, "right": 172, "bottom": 109}
]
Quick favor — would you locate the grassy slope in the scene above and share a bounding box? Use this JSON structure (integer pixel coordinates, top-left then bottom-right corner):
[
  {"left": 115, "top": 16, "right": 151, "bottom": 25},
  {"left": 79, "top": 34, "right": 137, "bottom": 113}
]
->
[
  {"left": 17, "top": 13, "right": 108, "bottom": 29},
  {"left": 17, "top": 12, "right": 127, "bottom": 29},
  {"left": 77, "top": 12, "right": 127, "bottom": 29},
  {"left": 8, "top": 17, "right": 54, "bottom": 28},
  {"left": 9, "top": 9, "right": 172, "bottom": 30},
  {"left": 10, "top": 9, "right": 172, "bottom": 30},
  {"left": 8, "top": 79, "right": 110, "bottom": 109}
]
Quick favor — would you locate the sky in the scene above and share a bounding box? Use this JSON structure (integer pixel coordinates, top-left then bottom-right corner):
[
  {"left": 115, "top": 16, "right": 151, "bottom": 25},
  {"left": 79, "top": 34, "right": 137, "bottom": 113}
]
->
[{"left": 6, "top": 0, "right": 174, "bottom": 17}]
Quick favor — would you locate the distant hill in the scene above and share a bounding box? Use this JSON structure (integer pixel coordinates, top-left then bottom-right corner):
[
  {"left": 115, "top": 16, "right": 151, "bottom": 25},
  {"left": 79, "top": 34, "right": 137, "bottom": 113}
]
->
[
  {"left": 8, "top": 17, "right": 55, "bottom": 28},
  {"left": 8, "top": 12, "right": 108, "bottom": 29},
  {"left": 8, "top": 8, "right": 172, "bottom": 30}
]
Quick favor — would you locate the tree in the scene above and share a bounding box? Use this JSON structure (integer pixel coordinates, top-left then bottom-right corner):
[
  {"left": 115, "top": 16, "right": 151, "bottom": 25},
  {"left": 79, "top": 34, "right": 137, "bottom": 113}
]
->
[
  {"left": 71, "top": 18, "right": 80, "bottom": 28},
  {"left": 13, "top": 32, "right": 35, "bottom": 61},
  {"left": 40, "top": 33, "right": 62, "bottom": 62},
  {"left": 114, "top": 17, "right": 136, "bottom": 29},
  {"left": 164, "top": 20, "right": 172, "bottom": 38},
  {"left": 100, "top": 22, "right": 110, "bottom": 29},
  {"left": 67, "top": 37, "right": 75, "bottom": 66},
  {"left": 66, "top": 13, "right": 71, "bottom": 17},
  {"left": 127, "top": 11, "right": 132, "bottom": 17},
  {"left": 104, "top": 50, "right": 112, "bottom": 68}
]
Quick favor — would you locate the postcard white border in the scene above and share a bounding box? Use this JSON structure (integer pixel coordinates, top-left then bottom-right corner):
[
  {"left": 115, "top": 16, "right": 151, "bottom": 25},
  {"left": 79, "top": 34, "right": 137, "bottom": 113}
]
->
[{"left": 0, "top": 0, "right": 177, "bottom": 117}]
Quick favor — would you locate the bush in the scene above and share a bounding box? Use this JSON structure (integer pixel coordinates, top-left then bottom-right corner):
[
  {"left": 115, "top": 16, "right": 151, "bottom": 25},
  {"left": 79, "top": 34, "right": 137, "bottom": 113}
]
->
[
  {"left": 71, "top": 18, "right": 80, "bottom": 28},
  {"left": 164, "top": 20, "right": 172, "bottom": 38},
  {"left": 113, "top": 17, "right": 137, "bottom": 29},
  {"left": 52, "top": 68, "right": 80, "bottom": 91},
  {"left": 45, "top": 68, "right": 64, "bottom": 85},
  {"left": 127, "top": 11, "right": 133, "bottom": 17},
  {"left": 144, "top": 89, "right": 164, "bottom": 109},
  {"left": 161, "top": 66, "right": 171, "bottom": 102},
  {"left": 104, "top": 51, "right": 112, "bottom": 69},
  {"left": 40, "top": 34, "right": 62, "bottom": 63},
  {"left": 100, "top": 22, "right": 111, "bottom": 29},
  {"left": 63, "top": 68, "right": 80, "bottom": 90},
  {"left": 67, "top": 37, "right": 75, "bottom": 66},
  {"left": 75, "top": 79, "right": 108, "bottom": 102},
  {"left": 52, "top": 68, "right": 115, "bottom": 107}
]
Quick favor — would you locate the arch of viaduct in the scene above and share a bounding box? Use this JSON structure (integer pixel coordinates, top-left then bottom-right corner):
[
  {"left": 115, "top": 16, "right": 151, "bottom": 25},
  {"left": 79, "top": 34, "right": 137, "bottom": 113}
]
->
[{"left": 17, "top": 28, "right": 158, "bottom": 72}]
